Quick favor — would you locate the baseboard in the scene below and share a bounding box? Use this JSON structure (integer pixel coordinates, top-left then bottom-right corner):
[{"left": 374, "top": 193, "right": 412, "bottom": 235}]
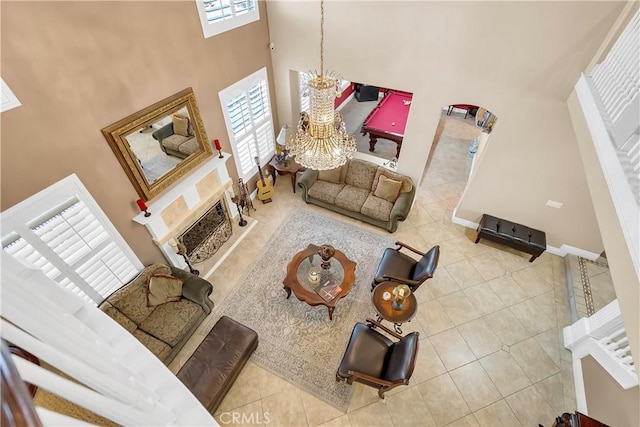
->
[
  {"left": 451, "top": 212, "right": 600, "bottom": 260},
  {"left": 451, "top": 212, "right": 478, "bottom": 229},
  {"left": 545, "top": 244, "right": 600, "bottom": 260}
]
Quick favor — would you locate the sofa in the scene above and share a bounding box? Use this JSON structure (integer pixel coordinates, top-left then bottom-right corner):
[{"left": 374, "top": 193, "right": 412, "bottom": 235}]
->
[
  {"left": 99, "top": 263, "right": 214, "bottom": 365},
  {"left": 297, "top": 158, "right": 415, "bottom": 232},
  {"left": 152, "top": 114, "right": 199, "bottom": 159}
]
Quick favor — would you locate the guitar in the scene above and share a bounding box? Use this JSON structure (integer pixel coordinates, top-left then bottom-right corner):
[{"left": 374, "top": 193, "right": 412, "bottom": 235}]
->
[{"left": 254, "top": 156, "right": 274, "bottom": 203}]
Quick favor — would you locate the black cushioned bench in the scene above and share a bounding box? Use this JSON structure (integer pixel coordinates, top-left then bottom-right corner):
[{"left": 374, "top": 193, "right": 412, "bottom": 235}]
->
[
  {"left": 475, "top": 214, "right": 546, "bottom": 262},
  {"left": 177, "top": 316, "right": 258, "bottom": 414}
]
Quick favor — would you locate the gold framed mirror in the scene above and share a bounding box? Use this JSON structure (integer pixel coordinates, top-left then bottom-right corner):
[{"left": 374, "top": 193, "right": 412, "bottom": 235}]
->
[{"left": 102, "top": 87, "right": 213, "bottom": 201}]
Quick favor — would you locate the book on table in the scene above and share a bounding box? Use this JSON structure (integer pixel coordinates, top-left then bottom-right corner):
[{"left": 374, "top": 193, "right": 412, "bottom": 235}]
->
[{"left": 316, "top": 281, "right": 342, "bottom": 302}]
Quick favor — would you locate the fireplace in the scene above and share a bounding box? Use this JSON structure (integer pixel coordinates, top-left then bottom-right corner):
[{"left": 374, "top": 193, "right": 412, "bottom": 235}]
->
[
  {"left": 132, "top": 154, "right": 238, "bottom": 270},
  {"left": 180, "top": 200, "right": 232, "bottom": 263}
]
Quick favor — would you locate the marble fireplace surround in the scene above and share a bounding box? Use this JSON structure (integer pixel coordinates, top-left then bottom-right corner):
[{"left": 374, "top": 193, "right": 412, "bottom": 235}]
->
[{"left": 133, "top": 153, "right": 236, "bottom": 269}]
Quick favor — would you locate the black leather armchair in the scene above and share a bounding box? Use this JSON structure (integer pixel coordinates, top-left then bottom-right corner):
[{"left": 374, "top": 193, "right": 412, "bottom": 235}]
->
[
  {"left": 371, "top": 242, "right": 440, "bottom": 292},
  {"left": 336, "top": 318, "right": 419, "bottom": 398}
]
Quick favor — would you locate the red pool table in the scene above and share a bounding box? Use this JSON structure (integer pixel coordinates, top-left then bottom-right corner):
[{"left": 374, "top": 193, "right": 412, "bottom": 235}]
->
[{"left": 361, "top": 91, "right": 412, "bottom": 158}]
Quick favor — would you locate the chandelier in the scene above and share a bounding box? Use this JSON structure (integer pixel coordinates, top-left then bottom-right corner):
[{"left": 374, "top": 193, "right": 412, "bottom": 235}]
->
[{"left": 286, "top": 0, "right": 356, "bottom": 171}]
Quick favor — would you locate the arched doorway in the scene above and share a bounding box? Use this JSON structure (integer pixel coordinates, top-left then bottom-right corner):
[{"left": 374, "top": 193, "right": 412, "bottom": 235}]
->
[{"left": 420, "top": 104, "right": 497, "bottom": 222}]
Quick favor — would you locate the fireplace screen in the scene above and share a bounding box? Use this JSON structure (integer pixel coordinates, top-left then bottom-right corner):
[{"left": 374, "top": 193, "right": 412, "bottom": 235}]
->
[{"left": 180, "top": 200, "right": 232, "bottom": 263}]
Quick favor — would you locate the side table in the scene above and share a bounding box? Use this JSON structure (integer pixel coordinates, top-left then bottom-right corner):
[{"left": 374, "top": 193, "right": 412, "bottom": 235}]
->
[
  {"left": 371, "top": 281, "right": 417, "bottom": 334},
  {"left": 268, "top": 156, "right": 305, "bottom": 193}
]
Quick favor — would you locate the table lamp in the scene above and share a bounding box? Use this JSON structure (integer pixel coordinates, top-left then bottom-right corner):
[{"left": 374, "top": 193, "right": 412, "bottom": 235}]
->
[{"left": 276, "top": 124, "right": 291, "bottom": 162}]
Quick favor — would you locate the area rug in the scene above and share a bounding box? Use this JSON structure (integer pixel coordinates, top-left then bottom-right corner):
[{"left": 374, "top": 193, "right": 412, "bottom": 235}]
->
[
  {"left": 140, "top": 154, "right": 181, "bottom": 183},
  {"left": 203, "top": 209, "right": 395, "bottom": 411}
]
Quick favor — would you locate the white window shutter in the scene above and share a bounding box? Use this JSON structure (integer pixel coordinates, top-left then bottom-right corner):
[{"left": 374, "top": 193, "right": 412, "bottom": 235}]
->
[
  {"left": 299, "top": 72, "right": 311, "bottom": 114},
  {"left": 196, "top": 0, "right": 259, "bottom": 39},
  {"left": 220, "top": 67, "right": 275, "bottom": 182},
  {"left": 1, "top": 175, "right": 142, "bottom": 305},
  {"left": 3, "top": 235, "right": 93, "bottom": 303}
]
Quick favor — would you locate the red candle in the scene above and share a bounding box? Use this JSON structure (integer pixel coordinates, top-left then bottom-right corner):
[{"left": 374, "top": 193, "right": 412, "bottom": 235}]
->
[
  {"left": 136, "top": 199, "right": 147, "bottom": 212},
  {"left": 214, "top": 139, "right": 222, "bottom": 151}
]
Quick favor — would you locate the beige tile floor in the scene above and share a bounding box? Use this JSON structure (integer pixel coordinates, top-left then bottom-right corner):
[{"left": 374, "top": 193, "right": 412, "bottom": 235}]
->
[{"left": 170, "top": 112, "right": 576, "bottom": 427}]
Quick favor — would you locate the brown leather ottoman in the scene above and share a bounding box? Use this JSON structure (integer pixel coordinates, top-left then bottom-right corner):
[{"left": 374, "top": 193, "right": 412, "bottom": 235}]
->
[{"left": 176, "top": 316, "right": 258, "bottom": 413}]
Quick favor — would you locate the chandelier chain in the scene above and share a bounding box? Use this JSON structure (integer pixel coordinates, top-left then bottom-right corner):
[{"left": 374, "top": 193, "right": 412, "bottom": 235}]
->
[{"left": 320, "top": 0, "right": 324, "bottom": 78}]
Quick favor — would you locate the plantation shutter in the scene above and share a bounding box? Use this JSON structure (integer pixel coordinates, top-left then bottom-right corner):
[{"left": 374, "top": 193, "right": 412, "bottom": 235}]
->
[
  {"left": 2, "top": 195, "right": 139, "bottom": 305},
  {"left": 249, "top": 80, "right": 275, "bottom": 166},
  {"left": 220, "top": 68, "right": 275, "bottom": 182},
  {"left": 202, "top": 0, "right": 256, "bottom": 24},
  {"left": 2, "top": 233, "right": 93, "bottom": 303},
  {"left": 299, "top": 72, "right": 310, "bottom": 114}
]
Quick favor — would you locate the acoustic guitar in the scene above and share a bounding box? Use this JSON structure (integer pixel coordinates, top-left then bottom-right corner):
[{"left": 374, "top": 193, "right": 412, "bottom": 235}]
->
[{"left": 255, "top": 156, "right": 274, "bottom": 203}]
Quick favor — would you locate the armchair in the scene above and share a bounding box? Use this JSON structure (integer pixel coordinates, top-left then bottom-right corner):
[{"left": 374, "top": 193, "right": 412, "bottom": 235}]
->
[
  {"left": 371, "top": 242, "right": 440, "bottom": 292},
  {"left": 336, "top": 318, "right": 419, "bottom": 398}
]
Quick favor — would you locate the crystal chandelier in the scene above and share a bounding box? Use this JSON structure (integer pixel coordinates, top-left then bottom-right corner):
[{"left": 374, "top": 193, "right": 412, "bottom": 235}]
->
[{"left": 286, "top": 0, "right": 356, "bottom": 171}]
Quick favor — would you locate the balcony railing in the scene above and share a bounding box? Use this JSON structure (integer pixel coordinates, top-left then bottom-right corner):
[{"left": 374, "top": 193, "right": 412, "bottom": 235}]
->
[
  {"left": 574, "top": 8, "right": 640, "bottom": 279},
  {"left": 588, "top": 9, "right": 640, "bottom": 203},
  {"left": 564, "top": 300, "right": 638, "bottom": 411}
]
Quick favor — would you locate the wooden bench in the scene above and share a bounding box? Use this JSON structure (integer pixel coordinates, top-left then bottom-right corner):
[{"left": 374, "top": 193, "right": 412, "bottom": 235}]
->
[
  {"left": 475, "top": 214, "right": 546, "bottom": 262},
  {"left": 176, "top": 316, "right": 258, "bottom": 414}
]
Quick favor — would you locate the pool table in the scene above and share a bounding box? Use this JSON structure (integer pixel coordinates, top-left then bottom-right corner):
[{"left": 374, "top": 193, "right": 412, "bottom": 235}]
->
[{"left": 361, "top": 91, "right": 412, "bottom": 158}]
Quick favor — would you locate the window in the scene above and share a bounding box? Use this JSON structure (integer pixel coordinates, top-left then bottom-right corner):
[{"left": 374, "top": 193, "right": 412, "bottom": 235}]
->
[
  {"left": 1, "top": 78, "right": 21, "bottom": 113},
  {"left": 219, "top": 67, "right": 275, "bottom": 182},
  {"left": 195, "top": 0, "right": 259, "bottom": 39},
  {"left": 1, "top": 175, "right": 142, "bottom": 305},
  {"left": 299, "top": 72, "right": 311, "bottom": 114}
]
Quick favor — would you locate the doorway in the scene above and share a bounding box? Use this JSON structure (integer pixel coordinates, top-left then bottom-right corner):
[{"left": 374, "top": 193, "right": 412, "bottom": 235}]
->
[{"left": 420, "top": 104, "right": 495, "bottom": 221}]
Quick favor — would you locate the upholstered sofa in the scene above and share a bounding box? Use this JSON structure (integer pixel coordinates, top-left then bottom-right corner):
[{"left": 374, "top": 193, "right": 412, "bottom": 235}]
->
[
  {"left": 152, "top": 115, "right": 199, "bottom": 159},
  {"left": 99, "top": 263, "right": 213, "bottom": 365},
  {"left": 297, "top": 158, "right": 415, "bottom": 232}
]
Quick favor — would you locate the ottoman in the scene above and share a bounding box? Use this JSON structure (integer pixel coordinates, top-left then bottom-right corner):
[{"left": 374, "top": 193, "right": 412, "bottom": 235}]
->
[{"left": 177, "top": 316, "right": 258, "bottom": 413}]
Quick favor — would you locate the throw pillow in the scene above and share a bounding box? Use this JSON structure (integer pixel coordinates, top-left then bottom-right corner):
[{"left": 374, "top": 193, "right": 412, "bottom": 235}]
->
[
  {"left": 372, "top": 169, "right": 413, "bottom": 194},
  {"left": 173, "top": 115, "right": 190, "bottom": 137},
  {"left": 318, "top": 166, "right": 343, "bottom": 184},
  {"left": 146, "top": 274, "right": 184, "bottom": 307},
  {"left": 374, "top": 174, "right": 403, "bottom": 203}
]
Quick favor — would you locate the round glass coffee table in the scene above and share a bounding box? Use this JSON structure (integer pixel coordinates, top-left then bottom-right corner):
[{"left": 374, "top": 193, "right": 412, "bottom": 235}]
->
[{"left": 283, "top": 244, "right": 356, "bottom": 320}]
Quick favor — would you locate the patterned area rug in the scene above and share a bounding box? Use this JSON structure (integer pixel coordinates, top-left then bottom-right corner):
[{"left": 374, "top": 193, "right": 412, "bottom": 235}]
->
[
  {"left": 140, "top": 154, "right": 181, "bottom": 183},
  {"left": 203, "top": 209, "right": 395, "bottom": 411}
]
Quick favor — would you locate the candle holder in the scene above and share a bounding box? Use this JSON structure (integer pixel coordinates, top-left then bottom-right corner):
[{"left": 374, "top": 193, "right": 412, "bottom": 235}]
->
[
  {"left": 177, "top": 242, "right": 199, "bottom": 276},
  {"left": 214, "top": 139, "right": 224, "bottom": 158},
  {"left": 136, "top": 199, "right": 151, "bottom": 217},
  {"left": 308, "top": 266, "right": 321, "bottom": 286},
  {"left": 391, "top": 284, "right": 411, "bottom": 311},
  {"left": 231, "top": 195, "right": 248, "bottom": 227}
]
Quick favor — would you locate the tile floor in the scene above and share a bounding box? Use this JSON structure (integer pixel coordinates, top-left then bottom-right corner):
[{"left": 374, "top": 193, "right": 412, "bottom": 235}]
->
[{"left": 169, "top": 111, "right": 577, "bottom": 427}]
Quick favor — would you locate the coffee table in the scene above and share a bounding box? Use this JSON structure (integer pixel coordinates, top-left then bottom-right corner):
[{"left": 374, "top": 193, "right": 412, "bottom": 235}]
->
[
  {"left": 283, "top": 244, "right": 356, "bottom": 320},
  {"left": 371, "top": 281, "right": 417, "bottom": 334}
]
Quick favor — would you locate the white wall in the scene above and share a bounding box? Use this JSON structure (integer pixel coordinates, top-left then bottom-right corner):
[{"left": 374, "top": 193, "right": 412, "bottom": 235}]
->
[{"left": 266, "top": 1, "right": 627, "bottom": 251}]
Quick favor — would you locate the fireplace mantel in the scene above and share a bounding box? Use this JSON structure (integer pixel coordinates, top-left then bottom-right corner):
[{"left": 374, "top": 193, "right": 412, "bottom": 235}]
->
[{"left": 133, "top": 153, "right": 235, "bottom": 268}]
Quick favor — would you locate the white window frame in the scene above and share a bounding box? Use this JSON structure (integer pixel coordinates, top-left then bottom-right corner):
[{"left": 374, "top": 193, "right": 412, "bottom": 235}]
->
[
  {"left": 219, "top": 67, "right": 276, "bottom": 183},
  {"left": 1, "top": 174, "right": 143, "bottom": 305},
  {"left": 195, "top": 0, "right": 260, "bottom": 39},
  {"left": 1, "top": 78, "right": 21, "bottom": 113}
]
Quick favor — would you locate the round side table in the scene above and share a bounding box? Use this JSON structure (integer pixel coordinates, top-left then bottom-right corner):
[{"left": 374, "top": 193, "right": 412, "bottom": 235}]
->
[{"left": 371, "top": 281, "right": 417, "bottom": 334}]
